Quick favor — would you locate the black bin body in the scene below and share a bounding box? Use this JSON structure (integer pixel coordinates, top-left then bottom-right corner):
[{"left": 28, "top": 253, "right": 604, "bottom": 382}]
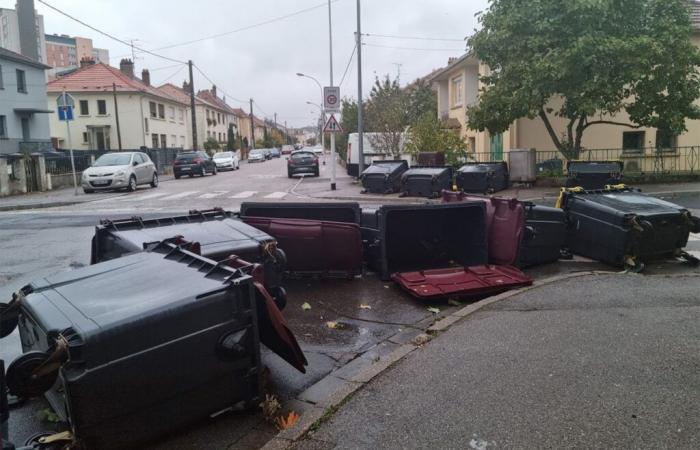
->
[
  {"left": 519, "top": 203, "right": 567, "bottom": 267},
  {"left": 240, "top": 202, "right": 361, "bottom": 224},
  {"left": 400, "top": 166, "right": 453, "bottom": 198},
  {"left": 361, "top": 160, "right": 409, "bottom": 194},
  {"left": 565, "top": 161, "right": 623, "bottom": 189},
  {"left": 16, "top": 245, "right": 260, "bottom": 450},
  {"left": 91, "top": 209, "right": 284, "bottom": 290},
  {"left": 563, "top": 189, "right": 693, "bottom": 266},
  {"left": 362, "top": 203, "right": 488, "bottom": 280},
  {"left": 456, "top": 162, "right": 509, "bottom": 193}
]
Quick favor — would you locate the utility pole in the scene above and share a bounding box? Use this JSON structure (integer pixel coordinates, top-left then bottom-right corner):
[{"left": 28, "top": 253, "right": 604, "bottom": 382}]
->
[
  {"left": 112, "top": 83, "right": 122, "bottom": 151},
  {"left": 284, "top": 120, "right": 288, "bottom": 144},
  {"left": 249, "top": 98, "right": 256, "bottom": 149},
  {"left": 356, "top": 0, "right": 364, "bottom": 176},
  {"left": 274, "top": 112, "right": 277, "bottom": 129},
  {"left": 188, "top": 60, "right": 198, "bottom": 149},
  {"left": 328, "top": 0, "right": 336, "bottom": 190}
]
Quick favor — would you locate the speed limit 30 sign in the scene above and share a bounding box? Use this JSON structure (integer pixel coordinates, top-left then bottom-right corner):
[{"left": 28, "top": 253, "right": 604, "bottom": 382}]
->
[{"left": 324, "top": 86, "right": 340, "bottom": 112}]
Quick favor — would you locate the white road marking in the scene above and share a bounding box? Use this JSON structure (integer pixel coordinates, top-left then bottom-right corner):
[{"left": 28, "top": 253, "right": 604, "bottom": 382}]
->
[
  {"left": 198, "top": 191, "right": 228, "bottom": 199},
  {"left": 160, "top": 191, "right": 199, "bottom": 200},
  {"left": 229, "top": 191, "right": 257, "bottom": 198},
  {"left": 264, "top": 191, "right": 287, "bottom": 199},
  {"left": 120, "top": 192, "right": 169, "bottom": 201}
]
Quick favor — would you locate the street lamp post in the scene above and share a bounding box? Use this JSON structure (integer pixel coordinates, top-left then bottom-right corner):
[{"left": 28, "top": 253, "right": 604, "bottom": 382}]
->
[{"left": 297, "top": 73, "right": 325, "bottom": 153}]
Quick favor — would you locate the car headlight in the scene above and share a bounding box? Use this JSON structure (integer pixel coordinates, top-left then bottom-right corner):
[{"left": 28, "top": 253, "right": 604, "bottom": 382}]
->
[{"left": 115, "top": 170, "right": 125, "bottom": 177}]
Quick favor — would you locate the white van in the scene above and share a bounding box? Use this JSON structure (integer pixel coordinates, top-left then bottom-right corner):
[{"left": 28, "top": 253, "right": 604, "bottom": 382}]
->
[{"left": 346, "top": 132, "right": 411, "bottom": 177}]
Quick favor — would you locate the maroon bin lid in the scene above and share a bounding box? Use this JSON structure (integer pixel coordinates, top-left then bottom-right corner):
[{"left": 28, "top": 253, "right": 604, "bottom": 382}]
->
[{"left": 391, "top": 265, "right": 532, "bottom": 300}]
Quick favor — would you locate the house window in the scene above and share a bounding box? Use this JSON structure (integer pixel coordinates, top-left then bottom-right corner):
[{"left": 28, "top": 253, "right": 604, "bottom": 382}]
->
[
  {"left": 178, "top": 108, "right": 184, "bottom": 122},
  {"left": 622, "top": 131, "right": 645, "bottom": 153},
  {"left": 160, "top": 134, "right": 167, "bottom": 148},
  {"left": 0, "top": 115, "right": 6, "bottom": 137},
  {"left": 450, "top": 76, "right": 463, "bottom": 107},
  {"left": 217, "top": 113, "right": 221, "bottom": 123},
  {"left": 151, "top": 133, "right": 159, "bottom": 148},
  {"left": 0, "top": 65, "right": 4, "bottom": 89},
  {"left": 149, "top": 101, "right": 157, "bottom": 118},
  {"left": 16, "top": 69, "right": 26, "bottom": 93},
  {"left": 206, "top": 110, "right": 210, "bottom": 119},
  {"left": 180, "top": 135, "right": 185, "bottom": 147},
  {"left": 171, "top": 134, "right": 176, "bottom": 146},
  {"left": 144, "top": 118, "right": 149, "bottom": 133},
  {"left": 79, "top": 100, "right": 89, "bottom": 115},
  {"left": 82, "top": 132, "right": 89, "bottom": 143},
  {"left": 655, "top": 128, "right": 677, "bottom": 152},
  {"left": 97, "top": 99, "right": 107, "bottom": 115},
  {"left": 158, "top": 104, "right": 165, "bottom": 119},
  {"left": 168, "top": 106, "right": 175, "bottom": 121}
]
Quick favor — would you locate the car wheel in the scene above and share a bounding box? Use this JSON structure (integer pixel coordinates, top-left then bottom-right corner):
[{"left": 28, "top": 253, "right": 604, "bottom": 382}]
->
[
  {"left": 200, "top": 166, "right": 206, "bottom": 177},
  {"left": 127, "top": 175, "right": 137, "bottom": 192},
  {"left": 213, "top": 166, "right": 217, "bottom": 175},
  {"left": 188, "top": 173, "right": 194, "bottom": 178},
  {"left": 287, "top": 169, "right": 293, "bottom": 178},
  {"left": 314, "top": 169, "right": 320, "bottom": 177},
  {"left": 150, "top": 173, "right": 159, "bottom": 188},
  {"left": 83, "top": 188, "right": 94, "bottom": 194},
  {"left": 175, "top": 174, "right": 181, "bottom": 179}
]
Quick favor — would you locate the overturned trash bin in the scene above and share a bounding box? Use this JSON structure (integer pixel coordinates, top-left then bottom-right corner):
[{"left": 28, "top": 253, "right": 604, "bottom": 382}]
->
[
  {"left": 560, "top": 187, "right": 697, "bottom": 270},
  {"left": 360, "top": 160, "right": 409, "bottom": 194},
  {"left": 455, "top": 162, "right": 509, "bottom": 194},
  {"left": 362, "top": 203, "right": 489, "bottom": 280},
  {"left": 565, "top": 160, "right": 622, "bottom": 190},
  {"left": 519, "top": 203, "right": 567, "bottom": 267},
  {"left": 400, "top": 166, "right": 453, "bottom": 199},
  {"left": 0, "top": 241, "right": 305, "bottom": 450},
  {"left": 240, "top": 201, "right": 361, "bottom": 224}
]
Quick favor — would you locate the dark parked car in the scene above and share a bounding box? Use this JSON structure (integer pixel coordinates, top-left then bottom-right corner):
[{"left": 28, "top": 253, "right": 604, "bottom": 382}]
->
[
  {"left": 173, "top": 151, "right": 217, "bottom": 178},
  {"left": 270, "top": 148, "right": 281, "bottom": 158},
  {"left": 263, "top": 148, "right": 272, "bottom": 160},
  {"left": 287, "top": 151, "right": 319, "bottom": 177}
]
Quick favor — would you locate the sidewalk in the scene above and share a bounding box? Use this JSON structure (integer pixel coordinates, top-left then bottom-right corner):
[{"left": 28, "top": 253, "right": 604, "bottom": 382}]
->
[{"left": 288, "top": 272, "right": 700, "bottom": 449}]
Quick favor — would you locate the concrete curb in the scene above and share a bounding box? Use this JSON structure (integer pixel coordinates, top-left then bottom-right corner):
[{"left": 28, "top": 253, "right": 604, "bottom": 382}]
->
[{"left": 259, "top": 270, "right": 621, "bottom": 450}]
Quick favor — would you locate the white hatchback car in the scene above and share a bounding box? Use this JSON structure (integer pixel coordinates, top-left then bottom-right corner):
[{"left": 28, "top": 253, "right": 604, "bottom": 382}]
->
[
  {"left": 82, "top": 152, "right": 158, "bottom": 193},
  {"left": 213, "top": 151, "right": 240, "bottom": 171}
]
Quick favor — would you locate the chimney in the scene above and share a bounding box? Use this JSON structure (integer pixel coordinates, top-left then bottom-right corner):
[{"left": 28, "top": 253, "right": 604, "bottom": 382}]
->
[
  {"left": 183, "top": 80, "right": 190, "bottom": 92},
  {"left": 80, "top": 57, "right": 95, "bottom": 68},
  {"left": 211, "top": 85, "right": 217, "bottom": 98},
  {"left": 448, "top": 57, "right": 457, "bottom": 65},
  {"left": 119, "top": 58, "right": 134, "bottom": 78},
  {"left": 141, "top": 69, "right": 150, "bottom": 86}
]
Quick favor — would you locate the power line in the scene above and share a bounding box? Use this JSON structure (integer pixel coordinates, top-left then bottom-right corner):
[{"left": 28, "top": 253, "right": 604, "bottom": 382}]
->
[
  {"left": 149, "top": 63, "right": 185, "bottom": 72},
  {"left": 363, "top": 43, "right": 465, "bottom": 52},
  {"left": 363, "top": 32, "right": 464, "bottom": 42},
  {"left": 192, "top": 64, "right": 247, "bottom": 104},
  {"left": 159, "top": 65, "right": 186, "bottom": 84},
  {"left": 253, "top": 101, "right": 271, "bottom": 118},
  {"left": 37, "top": 0, "right": 187, "bottom": 65},
  {"left": 339, "top": 43, "right": 357, "bottom": 88}
]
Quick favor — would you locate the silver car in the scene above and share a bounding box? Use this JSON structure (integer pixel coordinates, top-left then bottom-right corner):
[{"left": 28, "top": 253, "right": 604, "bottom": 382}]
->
[
  {"left": 213, "top": 151, "right": 240, "bottom": 170},
  {"left": 248, "top": 149, "right": 265, "bottom": 163},
  {"left": 82, "top": 152, "right": 158, "bottom": 193}
]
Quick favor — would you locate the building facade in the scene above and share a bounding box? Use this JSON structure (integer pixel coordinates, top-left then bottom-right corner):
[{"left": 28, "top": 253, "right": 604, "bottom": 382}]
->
[
  {"left": 0, "top": 1, "right": 47, "bottom": 64},
  {"left": 47, "top": 60, "right": 190, "bottom": 150},
  {"left": 0, "top": 47, "right": 51, "bottom": 154},
  {"left": 45, "top": 34, "right": 109, "bottom": 75}
]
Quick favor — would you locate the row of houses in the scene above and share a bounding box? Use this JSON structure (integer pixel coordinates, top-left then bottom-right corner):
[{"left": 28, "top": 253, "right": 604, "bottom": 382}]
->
[{"left": 0, "top": 51, "right": 270, "bottom": 155}]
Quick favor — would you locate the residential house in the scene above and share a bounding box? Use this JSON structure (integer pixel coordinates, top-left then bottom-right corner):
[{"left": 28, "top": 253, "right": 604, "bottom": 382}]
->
[
  {"left": 430, "top": 2, "right": 700, "bottom": 165},
  {"left": 0, "top": 47, "right": 52, "bottom": 154},
  {"left": 232, "top": 107, "right": 252, "bottom": 147},
  {"left": 252, "top": 115, "right": 266, "bottom": 147},
  {"left": 47, "top": 59, "right": 191, "bottom": 150}
]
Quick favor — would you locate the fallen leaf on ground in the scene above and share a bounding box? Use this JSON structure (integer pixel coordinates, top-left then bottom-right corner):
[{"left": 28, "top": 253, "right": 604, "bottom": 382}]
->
[
  {"left": 326, "top": 321, "right": 339, "bottom": 329},
  {"left": 383, "top": 285, "right": 390, "bottom": 289},
  {"left": 301, "top": 302, "right": 312, "bottom": 311},
  {"left": 37, "top": 408, "right": 61, "bottom": 423},
  {"left": 275, "top": 411, "right": 300, "bottom": 430},
  {"left": 427, "top": 306, "right": 440, "bottom": 314},
  {"left": 259, "top": 394, "right": 281, "bottom": 422},
  {"left": 359, "top": 304, "right": 372, "bottom": 310}
]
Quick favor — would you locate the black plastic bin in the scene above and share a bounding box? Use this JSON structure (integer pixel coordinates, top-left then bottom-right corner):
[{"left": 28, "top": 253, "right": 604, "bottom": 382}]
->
[
  {"left": 240, "top": 202, "right": 361, "bottom": 224},
  {"left": 360, "top": 160, "right": 409, "bottom": 194},
  {"left": 400, "top": 166, "right": 453, "bottom": 198},
  {"left": 91, "top": 208, "right": 286, "bottom": 294},
  {"left": 565, "top": 160, "right": 623, "bottom": 189},
  {"left": 561, "top": 188, "right": 694, "bottom": 268},
  {"left": 9, "top": 243, "right": 261, "bottom": 450},
  {"left": 456, "top": 162, "right": 509, "bottom": 193},
  {"left": 362, "top": 203, "right": 488, "bottom": 280},
  {"left": 519, "top": 203, "right": 567, "bottom": 267}
]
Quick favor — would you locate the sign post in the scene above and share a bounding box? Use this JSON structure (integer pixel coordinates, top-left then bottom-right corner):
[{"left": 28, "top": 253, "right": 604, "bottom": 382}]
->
[
  {"left": 58, "top": 91, "right": 78, "bottom": 195},
  {"left": 324, "top": 86, "right": 340, "bottom": 190}
]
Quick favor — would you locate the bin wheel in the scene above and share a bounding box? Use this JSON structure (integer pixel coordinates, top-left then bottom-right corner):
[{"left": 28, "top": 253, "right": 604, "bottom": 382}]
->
[
  {"left": 6, "top": 351, "right": 59, "bottom": 399},
  {"left": 625, "top": 260, "right": 645, "bottom": 273},
  {"left": 0, "top": 302, "right": 20, "bottom": 338},
  {"left": 272, "top": 286, "right": 287, "bottom": 311}
]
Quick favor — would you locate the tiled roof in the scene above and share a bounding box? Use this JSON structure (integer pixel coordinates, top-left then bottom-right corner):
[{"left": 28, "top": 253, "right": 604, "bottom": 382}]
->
[
  {"left": 157, "top": 83, "right": 192, "bottom": 104},
  {"left": 231, "top": 107, "right": 249, "bottom": 118},
  {"left": 196, "top": 89, "right": 236, "bottom": 114},
  {"left": 0, "top": 47, "right": 51, "bottom": 69},
  {"left": 48, "top": 63, "right": 187, "bottom": 105}
]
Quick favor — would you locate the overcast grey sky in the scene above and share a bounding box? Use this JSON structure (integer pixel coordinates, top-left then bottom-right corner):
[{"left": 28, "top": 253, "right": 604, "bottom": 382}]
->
[{"left": 4, "top": 0, "right": 488, "bottom": 127}]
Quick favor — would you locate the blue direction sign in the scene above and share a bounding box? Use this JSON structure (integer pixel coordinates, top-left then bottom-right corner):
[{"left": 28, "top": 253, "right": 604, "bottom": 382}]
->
[{"left": 57, "top": 93, "right": 75, "bottom": 121}]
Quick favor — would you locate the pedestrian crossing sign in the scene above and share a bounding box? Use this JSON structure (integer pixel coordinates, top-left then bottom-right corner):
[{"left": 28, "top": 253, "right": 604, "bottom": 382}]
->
[{"left": 323, "top": 114, "right": 342, "bottom": 133}]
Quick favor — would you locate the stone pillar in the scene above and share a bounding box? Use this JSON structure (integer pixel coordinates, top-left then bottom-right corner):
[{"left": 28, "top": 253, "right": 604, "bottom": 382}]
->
[
  {"left": 32, "top": 154, "right": 48, "bottom": 192},
  {"left": 16, "top": 158, "right": 27, "bottom": 194},
  {"left": 0, "top": 159, "right": 9, "bottom": 197}
]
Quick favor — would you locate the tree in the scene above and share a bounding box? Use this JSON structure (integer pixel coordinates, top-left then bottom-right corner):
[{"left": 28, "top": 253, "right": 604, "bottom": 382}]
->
[
  {"left": 406, "top": 113, "right": 467, "bottom": 167},
  {"left": 336, "top": 98, "right": 358, "bottom": 161},
  {"left": 203, "top": 137, "right": 220, "bottom": 154},
  {"left": 406, "top": 78, "right": 437, "bottom": 125},
  {"left": 365, "top": 75, "right": 410, "bottom": 157},
  {"left": 467, "top": 0, "right": 700, "bottom": 159},
  {"left": 242, "top": 136, "right": 249, "bottom": 149},
  {"left": 226, "top": 124, "right": 239, "bottom": 150}
]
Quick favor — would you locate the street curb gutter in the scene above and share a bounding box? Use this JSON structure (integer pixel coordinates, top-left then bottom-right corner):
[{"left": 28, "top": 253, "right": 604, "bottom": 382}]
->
[{"left": 260, "top": 270, "right": 618, "bottom": 450}]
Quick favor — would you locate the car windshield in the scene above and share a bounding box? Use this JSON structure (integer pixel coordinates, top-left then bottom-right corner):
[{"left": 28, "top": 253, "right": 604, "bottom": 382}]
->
[
  {"left": 213, "top": 152, "right": 231, "bottom": 159},
  {"left": 94, "top": 153, "right": 132, "bottom": 166},
  {"left": 250, "top": 150, "right": 263, "bottom": 156},
  {"left": 292, "top": 152, "right": 314, "bottom": 159}
]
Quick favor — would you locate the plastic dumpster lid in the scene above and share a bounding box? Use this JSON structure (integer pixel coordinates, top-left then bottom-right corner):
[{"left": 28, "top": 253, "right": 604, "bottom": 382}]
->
[
  {"left": 403, "top": 166, "right": 451, "bottom": 176},
  {"left": 391, "top": 265, "right": 532, "bottom": 300},
  {"left": 361, "top": 160, "right": 408, "bottom": 175},
  {"left": 572, "top": 190, "right": 687, "bottom": 214},
  {"left": 566, "top": 160, "right": 623, "bottom": 172},
  {"left": 239, "top": 202, "right": 361, "bottom": 224}
]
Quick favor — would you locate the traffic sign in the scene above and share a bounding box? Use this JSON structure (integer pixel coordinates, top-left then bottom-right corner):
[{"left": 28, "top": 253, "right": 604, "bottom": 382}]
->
[
  {"left": 324, "top": 86, "right": 340, "bottom": 112},
  {"left": 56, "top": 93, "right": 75, "bottom": 121},
  {"left": 323, "top": 114, "right": 342, "bottom": 133}
]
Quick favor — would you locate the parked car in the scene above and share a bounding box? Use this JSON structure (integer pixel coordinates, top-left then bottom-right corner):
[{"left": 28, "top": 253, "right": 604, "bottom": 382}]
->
[
  {"left": 294, "top": 143, "right": 304, "bottom": 150},
  {"left": 82, "top": 151, "right": 158, "bottom": 194},
  {"left": 212, "top": 151, "right": 240, "bottom": 171},
  {"left": 262, "top": 148, "right": 272, "bottom": 160},
  {"left": 281, "top": 145, "right": 294, "bottom": 155},
  {"left": 270, "top": 148, "right": 282, "bottom": 158},
  {"left": 287, "top": 150, "right": 320, "bottom": 178},
  {"left": 311, "top": 146, "right": 324, "bottom": 156},
  {"left": 248, "top": 149, "right": 266, "bottom": 163},
  {"left": 173, "top": 151, "right": 217, "bottom": 178}
]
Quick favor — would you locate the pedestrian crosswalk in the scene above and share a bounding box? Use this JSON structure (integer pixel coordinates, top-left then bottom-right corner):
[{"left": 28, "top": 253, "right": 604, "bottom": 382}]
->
[{"left": 119, "top": 189, "right": 289, "bottom": 202}]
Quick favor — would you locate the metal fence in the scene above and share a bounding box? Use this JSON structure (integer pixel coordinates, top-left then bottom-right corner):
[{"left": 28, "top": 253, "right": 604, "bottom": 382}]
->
[
  {"left": 45, "top": 154, "right": 93, "bottom": 175},
  {"left": 54, "top": 147, "right": 185, "bottom": 175},
  {"left": 468, "top": 146, "right": 700, "bottom": 175}
]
